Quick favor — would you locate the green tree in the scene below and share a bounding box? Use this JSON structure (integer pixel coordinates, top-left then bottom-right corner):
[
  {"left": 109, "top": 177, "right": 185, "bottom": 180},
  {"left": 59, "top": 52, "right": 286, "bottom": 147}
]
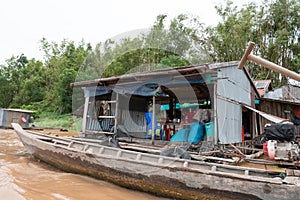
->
[
  {"left": 58, "top": 69, "right": 77, "bottom": 114},
  {"left": 0, "top": 54, "right": 28, "bottom": 107},
  {"left": 10, "top": 59, "right": 46, "bottom": 107},
  {"left": 203, "top": 0, "right": 300, "bottom": 87},
  {"left": 91, "top": 14, "right": 205, "bottom": 78},
  {"left": 253, "top": 0, "right": 300, "bottom": 86},
  {"left": 40, "top": 38, "right": 91, "bottom": 114},
  {"left": 203, "top": 1, "right": 257, "bottom": 62},
  {"left": 0, "top": 71, "right": 11, "bottom": 108}
]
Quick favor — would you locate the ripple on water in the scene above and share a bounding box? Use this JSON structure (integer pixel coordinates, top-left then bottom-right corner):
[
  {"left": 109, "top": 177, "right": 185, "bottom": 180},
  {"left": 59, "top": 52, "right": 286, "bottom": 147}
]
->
[
  {"left": 0, "top": 129, "right": 166, "bottom": 200},
  {"left": 0, "top": 162, "right": 26, "bottom": 200},
  {"left": 52, "top": 193, "right": 71, "bottom": 200}
]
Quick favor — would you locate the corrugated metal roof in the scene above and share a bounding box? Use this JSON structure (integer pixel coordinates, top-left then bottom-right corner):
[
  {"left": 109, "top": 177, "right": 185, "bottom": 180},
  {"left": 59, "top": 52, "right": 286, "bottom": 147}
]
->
[
  {"left": 253, "top": 80, "right": 272, "bottom": 96},
  {"left": 70, "top": 61, "right": 250, "bottom": 88},
  {"left": 2, "top": 108, "right": 35, "bottom": 113},
  {"left": 263, "top": 88, "right": 283, "bottom": 100},
  {"left": 71, "top": 64, "right": 217, "bottom": 88},
  {"left": 263, "top": 84, "right": 300, "bottom": 104},
  {"left": 260, "top": 97, "right": 300, "bottom": 106}
]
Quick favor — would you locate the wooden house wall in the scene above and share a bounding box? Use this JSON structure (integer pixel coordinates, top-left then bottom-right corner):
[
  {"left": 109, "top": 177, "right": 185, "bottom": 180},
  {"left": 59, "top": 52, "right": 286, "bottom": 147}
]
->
[
  {"left": 282, "top": 85, "right": 300, "bottom": 102},
  {"left": 258, "top": 100, "right": 294, "bottom": 133}
]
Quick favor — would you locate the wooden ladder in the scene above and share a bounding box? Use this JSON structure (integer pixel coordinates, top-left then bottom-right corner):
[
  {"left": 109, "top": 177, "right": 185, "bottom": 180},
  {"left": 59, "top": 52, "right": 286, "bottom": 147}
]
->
[{"left": 97, "top": 93, "right": 119, "bottom": 135}]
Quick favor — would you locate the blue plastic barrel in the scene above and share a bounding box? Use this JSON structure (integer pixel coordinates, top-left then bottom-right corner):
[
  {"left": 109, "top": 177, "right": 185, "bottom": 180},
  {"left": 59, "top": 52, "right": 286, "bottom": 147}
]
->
[
  {"left": 188, "top": 122, "right": 204, "bottom": 143},
  {"left": 170, "top": 128, "right": 189, "bottom": 142}
]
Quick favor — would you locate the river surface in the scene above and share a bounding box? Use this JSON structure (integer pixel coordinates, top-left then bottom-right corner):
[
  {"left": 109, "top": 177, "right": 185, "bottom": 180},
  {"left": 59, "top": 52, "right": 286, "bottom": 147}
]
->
[{"left": 0, "top": 129, "right": 167, "bottom": 200}]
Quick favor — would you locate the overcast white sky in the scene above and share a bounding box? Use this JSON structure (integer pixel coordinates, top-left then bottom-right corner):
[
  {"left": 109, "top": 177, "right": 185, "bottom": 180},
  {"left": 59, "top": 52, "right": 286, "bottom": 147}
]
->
[{"left": 0, "top": 0, "right": 261, "bottom": 64}]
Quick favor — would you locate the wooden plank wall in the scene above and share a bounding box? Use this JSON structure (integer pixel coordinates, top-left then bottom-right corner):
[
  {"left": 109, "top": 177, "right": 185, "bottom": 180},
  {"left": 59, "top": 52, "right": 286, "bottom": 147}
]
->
[{"left": 258, "top": 100, "right": 299, "bottom": 134}]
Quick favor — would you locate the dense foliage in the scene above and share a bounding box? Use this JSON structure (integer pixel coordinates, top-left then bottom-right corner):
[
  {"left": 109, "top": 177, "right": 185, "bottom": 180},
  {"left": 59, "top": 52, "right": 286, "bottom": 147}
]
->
[
  {"left": 0, "top": 0, "right": 299, "bottom": 115},
  {"left": 204, "top": 0, "right": 300, "bottom": 87}
]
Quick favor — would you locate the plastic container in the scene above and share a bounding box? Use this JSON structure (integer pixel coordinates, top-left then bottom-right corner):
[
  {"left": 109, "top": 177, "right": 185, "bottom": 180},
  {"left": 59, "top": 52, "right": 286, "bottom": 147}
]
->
[
  {"left": 204, "top": 122, "right": 214, "bottom": 141},
  {"left": 188, "top": 122, "right": 204, "bottom": 143},
  {"left": 170, "top": 128, "right": 189, "bottom": 142}
]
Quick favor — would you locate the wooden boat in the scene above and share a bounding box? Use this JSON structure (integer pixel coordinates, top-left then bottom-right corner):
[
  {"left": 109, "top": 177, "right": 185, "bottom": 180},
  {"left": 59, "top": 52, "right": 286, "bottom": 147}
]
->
[{"left": 12, "top": 123, "right": 300, "bottom": 200}]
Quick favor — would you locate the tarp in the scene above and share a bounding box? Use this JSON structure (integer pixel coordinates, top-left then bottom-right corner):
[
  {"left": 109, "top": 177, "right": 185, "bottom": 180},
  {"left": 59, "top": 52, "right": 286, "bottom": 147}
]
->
[
  {"left": 263, "top": 123, "right": 295, "bottom": 142},
  {"left": 84, "top": 75, "right": 208, "bottom": 97}
]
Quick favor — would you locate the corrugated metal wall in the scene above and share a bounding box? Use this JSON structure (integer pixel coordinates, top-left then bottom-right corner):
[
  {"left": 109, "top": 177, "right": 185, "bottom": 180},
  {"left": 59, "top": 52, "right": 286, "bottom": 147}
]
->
[
  {"left": 216, "top": 66, "right": 251, "bottom": 144},
  {"left": 217, "top": 99, "right": 242, "bottom": 144},
  {"left": 0, "top": 109, "right": 30, "bottom": 128},
  {"left": 217, "top": 67, "right": 251, "bottom": 106},
  {"left": 0, "top": 109, "right": 5, "bottom": 127}
]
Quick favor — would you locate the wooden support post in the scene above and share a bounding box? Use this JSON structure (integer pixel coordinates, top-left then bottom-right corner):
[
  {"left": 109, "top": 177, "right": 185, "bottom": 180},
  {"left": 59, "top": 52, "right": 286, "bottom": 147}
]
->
[
  {"left": 253, "top": 111, "right": 258, "bottom": 138},
  {"left": 213, "top": 83, "right": 218, "bottom": 144},
  {"left": 151, "top": 95, "right": 155, "bottom": 145},
  {"left": 259, "top": 115, "right": 263, "bottom": 136},
  {"left": 81, "top": 94, "right": 89, "bottom": 137},
  {"left": 114, "top": 93, "right": 119, "bottom": 134}
]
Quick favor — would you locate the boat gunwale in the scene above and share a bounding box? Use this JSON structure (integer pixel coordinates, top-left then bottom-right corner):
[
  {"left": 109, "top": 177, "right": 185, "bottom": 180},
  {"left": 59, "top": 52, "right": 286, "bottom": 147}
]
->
[{"left": 11, "top": 123, "right": 288, "bottom": 185}]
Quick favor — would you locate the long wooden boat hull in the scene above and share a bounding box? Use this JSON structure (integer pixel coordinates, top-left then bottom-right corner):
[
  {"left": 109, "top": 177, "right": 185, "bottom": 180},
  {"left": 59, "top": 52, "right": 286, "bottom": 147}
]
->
[{"left": 11, "top": 123, "right": 300, "bottom": 200}]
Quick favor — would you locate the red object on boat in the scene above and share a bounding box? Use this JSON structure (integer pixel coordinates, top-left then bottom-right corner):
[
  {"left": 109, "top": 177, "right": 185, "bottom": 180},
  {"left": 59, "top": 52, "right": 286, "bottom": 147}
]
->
[
  {"left": 21, "top": 117, "right": 27, "bottom": 123},
  {"left": 263, "top": 140, "right": 277, "bottom": 160},
  {"left": 263, "top": 142, "right": 268, "bottom": 155},
  {"left": 242, "top": 125, "right": 245, "bottom": 141}
]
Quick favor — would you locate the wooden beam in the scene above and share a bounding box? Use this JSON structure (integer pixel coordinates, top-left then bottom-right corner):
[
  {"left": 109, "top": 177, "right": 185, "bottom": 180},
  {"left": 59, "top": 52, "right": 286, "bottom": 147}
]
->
[
  {"left": 151, "top": 95, "right": 155, "bottom": 145},
  {"left": 229, "top": 143, "right": 245, "bottom": 158},
  {"left": 238, "top": 42, "right": 255, "bottom": 69},
  {"left": 81, "top": 95, "right": 89, "bottom": 137},
  {"left": 213, "top": 82, "right": 218, "bottom": 144},
  {"left": 239, "top": 41, "right": 300, "bottom": 82},
  {"left": 114, "top": 93, "right": 119, "bottom": 134}
]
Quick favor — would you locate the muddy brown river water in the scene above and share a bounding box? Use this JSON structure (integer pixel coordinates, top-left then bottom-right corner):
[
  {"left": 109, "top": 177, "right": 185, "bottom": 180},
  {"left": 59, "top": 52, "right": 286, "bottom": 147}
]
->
[{"left": 0, "top": 129, "right": 167, "bottom": 200}]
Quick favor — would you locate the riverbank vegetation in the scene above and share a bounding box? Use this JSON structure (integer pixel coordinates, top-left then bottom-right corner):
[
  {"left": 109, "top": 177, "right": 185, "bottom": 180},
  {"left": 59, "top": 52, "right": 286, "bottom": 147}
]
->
[
  {"left": 33, "top": 113, "right": 82, "bottom": 131},
  {"left": 0, "top": 0, "right": 299, "bottom": 128}
]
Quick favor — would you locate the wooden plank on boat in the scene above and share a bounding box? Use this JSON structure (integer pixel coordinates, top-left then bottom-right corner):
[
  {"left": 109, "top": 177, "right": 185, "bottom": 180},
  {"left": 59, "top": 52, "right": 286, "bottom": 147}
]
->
[
  {"left": 198, "top": 150, "right": 221, "bottom": 155},
  {"left": 119, "top": 142, "right": 162, "bottom": 150},
  {"left": 120, "top": 145, "right": 161, "bottom": 154},
  {"left": 286, "top": 169, "right": 300, "bottom": 177},
  {"left": 192, "top": 155, "right": 237, "bottom": 163},
  {"left": 229, "top": 143, "right": 245, "bottom": 157},
  {"left": 118, "top": 137, "right": 169, "bottom": 146},
  {"left": 283, "top": 176, "right": 300, "bottom": 185},
  {"left": 234, "top": 146, "right": 262, "bottom": 152},
  {"left": 119, "top": 142, "right": 162, "bottom": 154},
  {"left": 245, "top": 158, "right": 300, "bottom": 167},
  {"left": 245, "top": 151, "right": 264, "bottom": 159}
]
